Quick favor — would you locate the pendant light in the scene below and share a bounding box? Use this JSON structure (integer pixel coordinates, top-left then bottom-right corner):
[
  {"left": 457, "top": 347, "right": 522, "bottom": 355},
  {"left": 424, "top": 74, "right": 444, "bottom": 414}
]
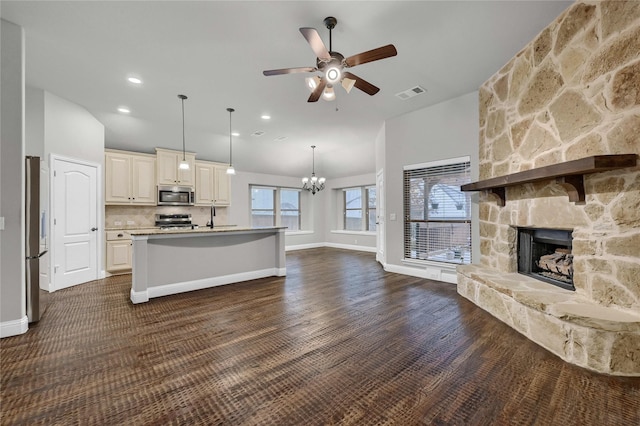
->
[
  {"left": 178, "top": 94, "right": 190, "bottom": 170},
  {"left": 302, "top": 145, "right": 325, "bottom": 194},
  {"left": 226, "top": 107, "right": 236, "bottom": 175}
]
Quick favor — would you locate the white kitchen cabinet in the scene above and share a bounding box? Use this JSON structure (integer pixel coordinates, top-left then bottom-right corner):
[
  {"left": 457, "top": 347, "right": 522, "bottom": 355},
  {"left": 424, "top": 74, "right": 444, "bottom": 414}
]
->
[
  {"left": 214, "top": 165, "right": 231, "bottom": 206},
  {"left": 106, "top": 230, "right": 132, "bottom": 273},
  {"left": 105, "top": 150, "right": 156, "bottom": 205},
  {"left": 195, "top": 161, "right": 231, "bottom": 206},
  {"left": 156, "top": 148, "right": 195, "bottom": 186}
]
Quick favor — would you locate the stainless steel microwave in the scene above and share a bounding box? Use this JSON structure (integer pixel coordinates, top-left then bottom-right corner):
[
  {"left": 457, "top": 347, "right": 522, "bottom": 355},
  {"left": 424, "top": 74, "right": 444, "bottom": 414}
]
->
[{"left": 157, "top": 185, "right": 194, "bottom": 206}]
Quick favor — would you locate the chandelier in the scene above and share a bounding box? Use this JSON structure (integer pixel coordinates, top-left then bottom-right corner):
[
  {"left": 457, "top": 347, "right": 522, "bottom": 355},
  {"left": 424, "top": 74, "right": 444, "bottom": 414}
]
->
[{"left": 302, "top": 145, "right": 325, "bottom": 194}]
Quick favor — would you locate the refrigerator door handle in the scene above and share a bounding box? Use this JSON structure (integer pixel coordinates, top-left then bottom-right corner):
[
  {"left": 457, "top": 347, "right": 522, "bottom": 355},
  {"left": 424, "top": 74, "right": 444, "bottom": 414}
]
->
[{"left": 26, "top": 250, "right": 48, "bottom": 260}]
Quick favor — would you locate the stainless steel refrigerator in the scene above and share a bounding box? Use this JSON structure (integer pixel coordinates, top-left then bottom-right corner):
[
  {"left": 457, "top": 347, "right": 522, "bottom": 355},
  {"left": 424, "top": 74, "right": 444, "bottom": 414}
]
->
[{"left": 25, "top": 156, "right": 49, "bottom": 323}]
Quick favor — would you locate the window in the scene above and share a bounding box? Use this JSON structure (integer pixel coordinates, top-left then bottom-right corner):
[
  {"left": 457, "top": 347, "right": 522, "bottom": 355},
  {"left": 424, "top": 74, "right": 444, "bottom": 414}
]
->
[
  {"left": 251, "top": 187, "right": 275, "bottom": 227},
  {"left": 342, "top": 186, "right": 376, "bottom": 231},
  {"left": 403, "top": 156, "right": 471, "bottom": 264},
  {"left": 367, "top": 186, "right": 376, "bottom": 232},
  {"left": 251, "top": 186, "right": 302, "bottom": 231},
  {"left": 280, "top": 189, "right": 301, "bottom": 231},
  {"left": 344, "top": 188, "right": 362, "bottom": 231}
]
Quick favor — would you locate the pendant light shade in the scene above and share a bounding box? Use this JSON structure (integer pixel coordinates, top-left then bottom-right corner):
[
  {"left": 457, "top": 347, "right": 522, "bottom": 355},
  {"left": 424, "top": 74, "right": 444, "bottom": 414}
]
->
[
  {"left": 178, "top": 94, "right": 190, "bottom": 170},
  {"left": 226, "top": 107, "right": 236, "bottom": 175}
]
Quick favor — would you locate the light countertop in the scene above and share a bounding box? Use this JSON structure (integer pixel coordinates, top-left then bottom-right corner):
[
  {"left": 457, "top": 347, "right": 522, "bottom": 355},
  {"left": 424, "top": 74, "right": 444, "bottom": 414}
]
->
[{"left": 128, "top": 226, "right": 285, "bottom": 237}]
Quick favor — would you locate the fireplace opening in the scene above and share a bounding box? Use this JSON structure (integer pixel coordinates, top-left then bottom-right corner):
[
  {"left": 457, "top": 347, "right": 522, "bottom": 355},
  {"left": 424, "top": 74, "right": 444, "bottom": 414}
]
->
[{"left": 517, "top": 227, "right": 575, "bottom": 291}]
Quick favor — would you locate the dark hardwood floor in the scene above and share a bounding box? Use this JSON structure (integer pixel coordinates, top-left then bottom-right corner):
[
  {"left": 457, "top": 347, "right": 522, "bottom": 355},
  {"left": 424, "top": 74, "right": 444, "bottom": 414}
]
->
[{"left": 1, "top": 248, "right": 639, "bottom": 425}]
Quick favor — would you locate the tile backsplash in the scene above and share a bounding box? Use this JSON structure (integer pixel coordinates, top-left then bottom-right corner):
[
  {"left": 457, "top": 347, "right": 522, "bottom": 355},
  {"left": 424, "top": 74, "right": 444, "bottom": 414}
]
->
[{"left": 105, "top": 205, "right": 228, "bottom": 229}]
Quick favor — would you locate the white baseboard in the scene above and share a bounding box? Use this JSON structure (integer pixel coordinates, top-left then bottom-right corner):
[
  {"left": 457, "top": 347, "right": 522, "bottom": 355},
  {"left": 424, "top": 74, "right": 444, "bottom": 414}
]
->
[
  {"left": 0, "top": 316, "right": 29, "bottom": 338},
  {"left": 132, "top": 268, "right": 286, "bottom": 304},
  {"left": 384, "top": 263, "right": 458, "bottom": 284},
  {"left": 286, "top": 242, "right": 376, "bottom": 253},
  {"left": 130, "top": 289, "right": 149, "bottom": 304},
  {"left": 285, "top": 242, "right": 325, "bottom": 251},
  {"left": 325, "top": 242, "right": 377, "bottom": 253}
]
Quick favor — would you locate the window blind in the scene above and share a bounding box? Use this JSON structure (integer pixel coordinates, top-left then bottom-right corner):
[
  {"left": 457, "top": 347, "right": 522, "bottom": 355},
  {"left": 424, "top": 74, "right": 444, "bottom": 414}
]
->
[{"left": 403, "top": 158, "right": 472, "bottom": 264}]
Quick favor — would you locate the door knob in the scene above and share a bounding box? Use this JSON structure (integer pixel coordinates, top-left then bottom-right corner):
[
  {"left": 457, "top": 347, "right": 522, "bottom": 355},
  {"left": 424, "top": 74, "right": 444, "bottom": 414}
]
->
[{"left": 91, "top": 227, "right": 98, "bottom": 232}]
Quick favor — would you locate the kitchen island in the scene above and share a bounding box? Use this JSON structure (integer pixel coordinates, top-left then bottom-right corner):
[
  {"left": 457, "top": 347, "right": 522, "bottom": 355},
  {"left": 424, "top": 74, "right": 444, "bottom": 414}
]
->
[{"left": 129, "top": 226, "right": 286, "bottom": 304}]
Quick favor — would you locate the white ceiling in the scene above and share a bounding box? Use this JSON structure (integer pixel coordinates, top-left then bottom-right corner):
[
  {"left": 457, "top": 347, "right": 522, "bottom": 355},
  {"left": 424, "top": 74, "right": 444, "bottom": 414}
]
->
[{"left": 1, "top": 1, "right": 572, "bottom": 178}]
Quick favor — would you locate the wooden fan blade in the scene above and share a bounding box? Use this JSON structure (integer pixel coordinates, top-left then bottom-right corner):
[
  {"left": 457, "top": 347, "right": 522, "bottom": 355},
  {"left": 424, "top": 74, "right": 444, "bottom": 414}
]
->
[
  {"left": 343, "top": 72, "right": 380, "bottom": 96},
  {"left": 263, "top": 67, "right": 316, "bottom": 76},
  {"left": 300, "top": 28, "right": 331, "bottom": 60},
  {"left": 345, "top": 44, "right": 397, "bottom": 67},
  {"left": 308, "top": 78, "right": 327, "bottom": 102}
]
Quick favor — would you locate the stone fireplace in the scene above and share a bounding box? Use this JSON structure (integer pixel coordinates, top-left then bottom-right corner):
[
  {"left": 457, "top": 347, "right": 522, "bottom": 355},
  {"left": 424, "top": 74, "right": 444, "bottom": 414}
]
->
[{"left": 457, "top": 1, "right": 640, "bottom": 376}]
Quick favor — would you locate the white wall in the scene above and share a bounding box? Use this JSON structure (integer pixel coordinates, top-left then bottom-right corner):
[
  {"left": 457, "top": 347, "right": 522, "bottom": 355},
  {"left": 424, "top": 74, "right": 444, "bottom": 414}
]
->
[
  {"left": 0, "top": 19, "right": 27, "bottom": 336},
  {"left": 383, "top": 91, "right": 480, "bottom": 278},
  {"left": 323, "top": 173, "right": 377, "bottom": 251},
  {"left": 228, "top": 170, "right": 325, "bottom": 249},
  {"left": 44, "top": 92, "right": 105, "bottom": 165},
  {"left": 26, "top": 87, "right": 45, "bottom": 157},
  {"left": 227, "top": 169, "right": 379, "bottom": 251}
]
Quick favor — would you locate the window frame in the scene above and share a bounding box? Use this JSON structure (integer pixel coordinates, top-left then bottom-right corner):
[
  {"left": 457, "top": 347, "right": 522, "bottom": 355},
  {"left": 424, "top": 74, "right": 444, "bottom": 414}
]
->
[
  {"left": 250, "top": 185, "right": 302, "bottom": 231},
  {"left": 341, "top": 185, "right": 376, "bottom": 232}
]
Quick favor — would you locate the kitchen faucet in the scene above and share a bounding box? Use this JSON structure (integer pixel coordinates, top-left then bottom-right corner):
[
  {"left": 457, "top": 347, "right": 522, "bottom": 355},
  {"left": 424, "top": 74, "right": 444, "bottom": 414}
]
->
[{"left": 207, "top": 204, "right": 215, "bottom": 228}]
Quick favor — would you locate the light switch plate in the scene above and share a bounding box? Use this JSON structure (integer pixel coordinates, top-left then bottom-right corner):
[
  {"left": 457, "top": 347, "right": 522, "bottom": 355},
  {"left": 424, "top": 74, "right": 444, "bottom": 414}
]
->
[
  {"left": 0, "top": 216, "right": 4, "bottom": 230},
  {"left": 389, "top": 213, "right": 397, "bottom": 221}
]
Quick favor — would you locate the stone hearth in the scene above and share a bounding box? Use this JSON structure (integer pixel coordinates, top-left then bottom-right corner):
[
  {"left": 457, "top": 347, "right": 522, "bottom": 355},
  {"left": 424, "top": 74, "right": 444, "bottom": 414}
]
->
[{"left": 458, "top": 1, "right": 640, "bottom": 376}]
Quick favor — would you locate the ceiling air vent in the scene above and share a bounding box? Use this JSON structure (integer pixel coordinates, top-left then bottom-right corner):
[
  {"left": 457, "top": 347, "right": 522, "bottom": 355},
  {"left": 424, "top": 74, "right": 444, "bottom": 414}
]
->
[
  {"left": 395, "top": 86, "right": 427, "bottom": 100},
  {"left": 251, "top": 130, "right": 265, "bottom": 137}
]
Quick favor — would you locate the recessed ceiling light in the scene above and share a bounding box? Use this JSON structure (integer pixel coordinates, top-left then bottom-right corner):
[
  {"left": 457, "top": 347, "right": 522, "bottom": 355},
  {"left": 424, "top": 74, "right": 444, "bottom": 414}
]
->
[
  {"left": 117, "top": 107, "right": 131, "bottom": 114},
  {"left": 127, "top": 77, "right": 142, "bottom": 84},
  {"left": 232, "top": 132, "right": 240, "bottom": 137},
  {"left": 261, "top": 115, "right": 271, "bottom": 120}
]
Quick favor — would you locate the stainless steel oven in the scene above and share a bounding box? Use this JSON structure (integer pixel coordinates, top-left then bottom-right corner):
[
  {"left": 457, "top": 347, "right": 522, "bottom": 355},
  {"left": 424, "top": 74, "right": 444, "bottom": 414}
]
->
[{"left": 157, "top": 185, "right": 194, "bottom": 206}]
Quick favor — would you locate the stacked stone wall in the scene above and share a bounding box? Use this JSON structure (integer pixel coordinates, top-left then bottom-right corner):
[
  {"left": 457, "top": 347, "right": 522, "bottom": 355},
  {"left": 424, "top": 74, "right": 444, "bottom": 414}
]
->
[{"left": 478, "top": 1, "right": 640, "bottom": 311}]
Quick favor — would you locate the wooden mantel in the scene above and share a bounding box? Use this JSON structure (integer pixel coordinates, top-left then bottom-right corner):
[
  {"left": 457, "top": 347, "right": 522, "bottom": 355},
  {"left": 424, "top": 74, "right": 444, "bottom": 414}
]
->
[{"left": 461, "top": 154, "right": 637, "bottom": 206}]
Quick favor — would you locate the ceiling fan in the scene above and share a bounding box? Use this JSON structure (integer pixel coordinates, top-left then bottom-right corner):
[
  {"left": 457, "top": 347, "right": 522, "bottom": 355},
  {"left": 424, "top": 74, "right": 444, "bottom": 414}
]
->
[{"left": 263, "top": 16, "right": 397, "bottom": 102}]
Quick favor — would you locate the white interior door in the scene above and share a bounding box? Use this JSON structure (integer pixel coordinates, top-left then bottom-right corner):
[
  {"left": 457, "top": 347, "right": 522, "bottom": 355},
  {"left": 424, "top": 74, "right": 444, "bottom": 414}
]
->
[
  {"left": 53, "top": 157, "right": 98, "bottom": 290},
  {"left": 376, "top": 169, "right": 385, "bottom": 265}
]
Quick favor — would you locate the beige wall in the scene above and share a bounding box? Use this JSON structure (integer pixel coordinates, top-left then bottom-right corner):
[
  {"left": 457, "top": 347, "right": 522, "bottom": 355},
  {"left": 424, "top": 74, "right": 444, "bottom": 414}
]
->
[{"left": 478, "top": 1, "right": 640, "bottom": 310}]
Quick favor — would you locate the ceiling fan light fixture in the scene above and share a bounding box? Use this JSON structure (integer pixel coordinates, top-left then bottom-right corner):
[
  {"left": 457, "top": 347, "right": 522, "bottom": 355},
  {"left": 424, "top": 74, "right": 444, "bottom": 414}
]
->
[
  {"left": 306, "top": 76, "right": 320, "bottom": 91},
  {"left": 342, "top": 77, "right": 356, "bottom": 94},
  {"left": 325, "top": 66, "right": 341, "bottom": 83},
  {"left": 322, "top": 85, "right": 335, "bottom": 101}
]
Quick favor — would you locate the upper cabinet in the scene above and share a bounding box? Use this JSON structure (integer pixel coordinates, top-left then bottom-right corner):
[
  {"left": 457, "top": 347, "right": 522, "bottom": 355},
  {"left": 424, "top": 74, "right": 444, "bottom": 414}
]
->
[
  {"left": 195, "top": 161, "right": 231, "bottom": 206},
  {"left": 214, "top": 165, "right": 231, "bottom": 206},
  {"left": 156, "top": 148, "right": 195, "bottom": 186},
  {"left": 105, "top": 150, "right": 156, "bottom": 205}
]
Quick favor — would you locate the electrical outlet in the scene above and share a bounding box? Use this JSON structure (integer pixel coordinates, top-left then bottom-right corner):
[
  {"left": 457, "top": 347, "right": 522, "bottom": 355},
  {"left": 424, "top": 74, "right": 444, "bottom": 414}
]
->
[
  {"left": 354, "top": 239, "right": 358, "bottom": 245},
  {"left": 390, "top": 213, "right": 397, "bottom": 221},
  {"left": 114, "top": 221, "right": 122, "bottom": 226},
  {"left": 0, "top": 217, "right": 4, "bottom": 230},
  {"left": 126, "top": 220, "right": 135, "bottom": 225}
]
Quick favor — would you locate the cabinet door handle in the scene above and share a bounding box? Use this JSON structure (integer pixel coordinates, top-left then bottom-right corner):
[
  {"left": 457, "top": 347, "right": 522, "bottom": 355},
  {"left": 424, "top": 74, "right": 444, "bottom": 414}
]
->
[
  {"left": 91, "top": 227, "right": 98, "bottom": 232},
  {"left": 117, "top": 233, "right": 124, "bottom": 237}
]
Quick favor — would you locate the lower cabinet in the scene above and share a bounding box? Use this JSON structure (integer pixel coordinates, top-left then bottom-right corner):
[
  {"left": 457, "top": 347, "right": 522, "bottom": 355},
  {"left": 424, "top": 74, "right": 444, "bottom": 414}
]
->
[{"left": 106, "top": 231, "right": 132, "bottom": 274}]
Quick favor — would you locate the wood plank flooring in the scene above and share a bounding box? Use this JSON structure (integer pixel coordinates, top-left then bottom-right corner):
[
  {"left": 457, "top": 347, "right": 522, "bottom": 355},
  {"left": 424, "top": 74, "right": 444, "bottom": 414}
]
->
[{"left": 1, "top": 248, "right": 639, "bottom": 425}]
